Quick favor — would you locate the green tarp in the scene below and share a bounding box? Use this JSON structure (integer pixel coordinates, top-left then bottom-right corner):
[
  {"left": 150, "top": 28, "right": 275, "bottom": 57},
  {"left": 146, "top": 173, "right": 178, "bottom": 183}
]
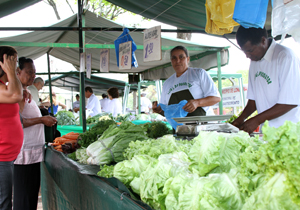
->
[{"left": 41, "top": 147, "right": 152, "bottom": 210}]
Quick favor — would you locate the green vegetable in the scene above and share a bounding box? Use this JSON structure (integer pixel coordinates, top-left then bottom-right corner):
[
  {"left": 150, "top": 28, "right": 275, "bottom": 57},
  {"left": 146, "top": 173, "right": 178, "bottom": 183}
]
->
[
  {"left": 136, "top": 114, "right": 151, "bottom": 121},
  {"left": 78, "top": 119, "right": 116, "bottom": 147},
  {"left": 55, "top": 110, "right": 76, "bottom": 125},
  {"left": 97, "top": 165, "right": 114, "bottom": 178},
  {"left": 75, "top": 148, "right": 89, "bottom": 164},
  {"left": 143, "top": 121, "right": 172, "bottom": 139},
  {"left": 68, "top": 151, "right": 77, "bottom": 161}
]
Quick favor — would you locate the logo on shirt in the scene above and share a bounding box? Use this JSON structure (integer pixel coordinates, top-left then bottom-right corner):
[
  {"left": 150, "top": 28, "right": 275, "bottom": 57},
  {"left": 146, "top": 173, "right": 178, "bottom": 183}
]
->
[
  {"left": 167, "top": 82, "right": 192, "bottom": 94},
  {"left": 255, "top": 71, "right": 272, "bottom": 84}
]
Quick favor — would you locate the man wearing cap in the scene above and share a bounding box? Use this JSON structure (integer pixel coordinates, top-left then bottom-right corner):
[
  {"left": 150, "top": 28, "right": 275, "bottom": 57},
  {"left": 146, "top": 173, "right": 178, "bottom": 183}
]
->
[{"left": 139, "top": 92, "right": 152, "bottom": 114}]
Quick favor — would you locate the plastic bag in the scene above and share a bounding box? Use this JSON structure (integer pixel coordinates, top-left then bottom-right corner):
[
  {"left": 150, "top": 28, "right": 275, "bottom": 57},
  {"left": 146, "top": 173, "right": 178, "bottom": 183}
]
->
[
  {"left": 205, "top": 0, "right": 239, "bottom": 35},
  {"left": 114, "top": 28, "right": 138, "bottom": 68},
  {"left": 233, "top": 0, "right": 269, "bottom": 28},
  {"left": 272, "top": 0, "right": 300, "bottom": 43},
  {"left": 158, "top": 100, "right": 188, "bottom": 130}
]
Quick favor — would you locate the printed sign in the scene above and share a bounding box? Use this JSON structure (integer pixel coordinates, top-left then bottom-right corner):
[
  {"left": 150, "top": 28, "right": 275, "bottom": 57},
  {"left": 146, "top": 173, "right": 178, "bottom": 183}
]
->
[
  {"left": 119, "top": 41, "right": 132, "bottom": 70},
  {"left": 86, "top": 53, "right": 92, "bottom": 79},
  {"left": 100, "top": 49, "right": 110, "bottom": 72},
  {"left": 80, "top": 52, "right": 85, "bottom": 72},
  {"left": 143, "top": 26, "right": 161, "bottom": 62},
  {"left": 212, "top": 85, "right": 248, "bottom": 108}
]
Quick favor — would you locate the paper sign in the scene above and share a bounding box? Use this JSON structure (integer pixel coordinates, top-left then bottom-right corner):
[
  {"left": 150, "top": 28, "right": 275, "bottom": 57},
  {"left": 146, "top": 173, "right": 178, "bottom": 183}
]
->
[
  {"left": 119, "top": 41, "right": 132, "bottom": 70},
  {"left": 143, "top": 26, "right": 161, "bottom": 62},
  {"left": 86, "top": 53, "right": 92, "bottom": 79},
  {"left": 212, "top": 86, "right": 248, "bottom": 108},
  {"left": 100, "top": 49, "right": 110, "bottom": 72},
  {"left": 80, "top": 52, "right": 85, "bottom": 72}
]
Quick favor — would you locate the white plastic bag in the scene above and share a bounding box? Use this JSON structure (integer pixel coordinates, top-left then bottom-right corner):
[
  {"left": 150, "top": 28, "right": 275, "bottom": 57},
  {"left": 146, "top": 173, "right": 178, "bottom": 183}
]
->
[{"left": 272, "top": 0, "right": 300, "bottom": 43}]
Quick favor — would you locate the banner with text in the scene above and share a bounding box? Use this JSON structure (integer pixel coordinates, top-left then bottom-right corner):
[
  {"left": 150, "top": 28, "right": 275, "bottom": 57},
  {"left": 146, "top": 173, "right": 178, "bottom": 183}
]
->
[{"left": 212, "top": 85, "right": 248, "bottom": 108}]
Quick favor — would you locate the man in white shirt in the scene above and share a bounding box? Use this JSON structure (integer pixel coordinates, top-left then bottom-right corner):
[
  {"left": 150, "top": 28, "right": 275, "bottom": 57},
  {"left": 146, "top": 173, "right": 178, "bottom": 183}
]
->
[
  {"left": 100, "top": 93, "right": 110, "bottom": 112},
  {"left": 232, "top": 26, "right": 300, "bottom": 133},
  {"left": 73, "top": 94, "right": 80, "bottom": 113},
  {"left": 85, "top": 86, "right": 101, "bottom": 117},
  {"left": 27, "top": 77, "right": 44, "bottom": 105},
  {"left": 139, "top": 93, "right": 152, "bottom": 114}
]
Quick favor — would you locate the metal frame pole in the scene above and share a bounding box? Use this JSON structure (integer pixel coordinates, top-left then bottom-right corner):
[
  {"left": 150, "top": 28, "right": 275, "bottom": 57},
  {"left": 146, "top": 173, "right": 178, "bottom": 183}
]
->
[{"left": 217, "top": 51, "right": 223, "bottom": 115}]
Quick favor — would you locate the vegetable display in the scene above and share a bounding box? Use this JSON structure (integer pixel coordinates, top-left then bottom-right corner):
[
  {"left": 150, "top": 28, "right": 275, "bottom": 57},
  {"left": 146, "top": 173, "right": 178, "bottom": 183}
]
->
[
  {"left": 55, "top": 110, "right": 76, "bottom": 125},
  {"left": 97, "top": 121, "right": 300, "bottom": 210}
]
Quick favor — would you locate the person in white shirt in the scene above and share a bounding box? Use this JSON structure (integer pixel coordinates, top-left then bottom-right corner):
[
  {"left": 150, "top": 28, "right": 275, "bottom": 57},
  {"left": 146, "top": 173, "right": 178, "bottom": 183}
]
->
[
  {"left": 27, "top": 77, "right": 44, "bottom": 105},
  {"left": 100, "top": 93, "right": 110, "bottom": 112},
  {"left": 232, "top": 26, "right": 300, "bottom": 133},
  {"left": 152, "top": 46, "right": 220, "bottom": 117},
  {"left": 107, "top": 87, "right": 122, "bottom": 117},
  {"left": 139, "top": 93, "right": 152, "bottom": 114},
  {"left": 73, "top": 94, "right": 80, "bottom": 113},
  {"left": 85, "top": 86, "right": 101, "bottom": 117}
]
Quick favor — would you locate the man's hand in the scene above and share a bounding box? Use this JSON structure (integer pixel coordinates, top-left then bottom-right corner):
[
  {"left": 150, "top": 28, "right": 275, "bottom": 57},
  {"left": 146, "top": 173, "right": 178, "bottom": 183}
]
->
[
  {"left": 41, "top": 116, "right": 57, "bottom": 127},
  {"left": 152, "top": 101, "right": 162, "bottom": 113},
  {"left": 182, "top": 99, "right": 198, "bottom": 113},
  {"left": 231, "top": 116, "right": 244, "bottom": 129},
  {"left": 239, "top": 117, "right": 260, "bottom": 134},
  {"left": 23, "top": 89, "right": 32, "bottom": 103}
]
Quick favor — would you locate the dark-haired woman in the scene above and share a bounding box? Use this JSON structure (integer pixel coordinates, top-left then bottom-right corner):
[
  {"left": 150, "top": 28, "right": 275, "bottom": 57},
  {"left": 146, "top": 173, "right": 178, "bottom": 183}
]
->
[
  {"left": 0, "top": 46, "right": 23, "bottom": 210},
  {"left": 107, "top": 87, "right": 122, "bottom": 117},
  {"left": 153, "top": 45, "right": 220, "bottom": 116},
  {"left": 14, "top": 57, "right": 57, "bottom": 210}
]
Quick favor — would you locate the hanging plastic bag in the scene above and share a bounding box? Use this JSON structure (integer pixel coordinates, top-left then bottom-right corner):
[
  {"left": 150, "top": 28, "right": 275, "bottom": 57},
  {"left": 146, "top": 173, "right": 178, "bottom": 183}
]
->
[
  {"left": 233, "top": 0, "right": 269, "bottom": 28},
  {"left": 114, "top": 28, "right": 138, "bottom": 68},
  {"left": 272, "top": 0, "right": 300, "bottom": 43},
  {"left": 205, "top": 0, "right": 239, "bottom": 35},
  {"left": 158, "top": 100, "right": 189, "bottom": 130}
]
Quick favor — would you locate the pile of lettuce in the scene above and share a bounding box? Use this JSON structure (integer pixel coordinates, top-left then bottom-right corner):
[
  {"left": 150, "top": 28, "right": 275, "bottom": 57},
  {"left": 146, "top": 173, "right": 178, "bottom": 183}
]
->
[
  {"left": 55, "top": 110, "right": 76, "bottom": 125},
  {"left": 97, "top": 121, "right": 300, "bottom": 210}
]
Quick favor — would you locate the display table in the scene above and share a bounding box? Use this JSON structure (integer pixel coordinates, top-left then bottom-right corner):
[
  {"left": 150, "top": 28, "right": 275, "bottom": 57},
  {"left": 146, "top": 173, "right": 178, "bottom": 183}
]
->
[
  {"left": 57, "top": 125, "right": 90, "bottom": 136},
  {"left": 41, "top": 148, "right": 151, "bottom": 210}
]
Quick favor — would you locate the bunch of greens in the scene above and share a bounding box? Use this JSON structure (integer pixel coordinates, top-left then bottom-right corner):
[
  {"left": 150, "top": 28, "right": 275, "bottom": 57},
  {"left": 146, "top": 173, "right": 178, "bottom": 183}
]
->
[
  {"left": 78, "top": 119, "right": 116, "bottom": 147},
  {"left": 97, "top": 165, "right": 115, "bottom": 178},
  {"left": 124, "top": 135, "right": 192, "bottom": 160},
  {"left": 114, "top": 113, "right": 134, "bottom": 122},
  {"left": 142, "top": 121, "right": 172, "bottom": 139},
  {"left": 75, "top": 148, "right": 89, "bottom": 164},
  {"left": 86, "top": 122, "right": 149, "bottom": 165},
  {"left": 86, "top": 113, "right": 102, "bottom": 124},
  {"left": 55, "top": 110, "right": 76, "bottom": 125}
]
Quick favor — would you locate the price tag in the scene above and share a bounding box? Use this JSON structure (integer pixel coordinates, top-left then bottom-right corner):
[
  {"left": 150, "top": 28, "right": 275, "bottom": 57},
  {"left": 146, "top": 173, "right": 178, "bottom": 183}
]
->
[
  {"left": 86, "top": 53, "right": 92, "bottom": 79},
  {"left": 143, "top": 26, "right": 161, "bottom": 62},
  {"left": 100, "top": 49, "right": 110, "bottom": 72},
  {"left": 80, "top": 52, "right": 85, "bottom": 72},
  {"left": 119, "top": 41, "right": 132, "bottom": 70}
]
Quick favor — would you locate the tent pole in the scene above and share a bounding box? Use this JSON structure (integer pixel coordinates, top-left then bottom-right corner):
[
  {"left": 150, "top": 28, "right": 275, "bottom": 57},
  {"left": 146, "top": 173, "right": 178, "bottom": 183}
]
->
[
  {"left": 239, "top": 78, "right": 246, "bottom": 108},
  {"left": 138, "top": 82, "right": 141, "bottom": 114},
  {"left": 217, "top": 51, "right": 223, "bottom": 115},
  {"left": 78, "top": 0, "right": 86, "bottom": 132},
  {"left": 47, "top": 52, "right": 53, "bottom": 141}
]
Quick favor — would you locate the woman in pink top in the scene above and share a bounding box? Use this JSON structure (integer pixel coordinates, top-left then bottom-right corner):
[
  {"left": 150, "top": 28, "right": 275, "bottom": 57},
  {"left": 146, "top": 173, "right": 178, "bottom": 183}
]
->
[{"left": 0, "top": 46, "right": 23, "bottom": 210}]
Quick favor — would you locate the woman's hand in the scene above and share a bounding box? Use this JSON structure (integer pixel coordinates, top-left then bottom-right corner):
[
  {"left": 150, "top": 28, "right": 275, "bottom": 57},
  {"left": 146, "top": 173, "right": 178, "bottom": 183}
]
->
[
  {"left": 0, "top": 54, "right": 17, "bottom": 76},
  {"left": 152, "top": 101, "right": 164, "bottom": 116},
  {"left": 183, "top": 99, "right": 198, "bottom": 113}
]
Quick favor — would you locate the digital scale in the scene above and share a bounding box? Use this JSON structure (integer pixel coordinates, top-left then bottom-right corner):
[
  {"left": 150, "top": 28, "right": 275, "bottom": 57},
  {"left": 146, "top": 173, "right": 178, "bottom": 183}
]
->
[{"left": 173, "top": 115, "right": 239, "bottom": 137}]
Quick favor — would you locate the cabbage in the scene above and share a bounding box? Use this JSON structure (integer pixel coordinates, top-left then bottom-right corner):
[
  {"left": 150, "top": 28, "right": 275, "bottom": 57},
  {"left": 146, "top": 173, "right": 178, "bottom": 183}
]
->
[{"left": 136, "top": 114, "right": 151, "bottom": 121}]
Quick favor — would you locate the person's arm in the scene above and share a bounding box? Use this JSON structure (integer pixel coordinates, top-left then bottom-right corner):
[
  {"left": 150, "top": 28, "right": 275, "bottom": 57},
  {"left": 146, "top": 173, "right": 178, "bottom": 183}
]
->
[
  {"left": 239, "top": 103, "right": 297, "bottom": 133},
  {"left": 152, "top": 101, "right": 165, "bottom": 116},
  {"left": 23, "top": 115, "right": 57, "bottom": 128},
  {"left": 232, "top": 99, "right": 257, "bottom": 129},
  {"left": 0, "top": 54, "right": 23, "bottom": 103},
  {"left": 58, "top": 102, "right": 66, "bottom": 109},
  {"left": 182, "top": 96, "right": 221, "bottom": 113}
]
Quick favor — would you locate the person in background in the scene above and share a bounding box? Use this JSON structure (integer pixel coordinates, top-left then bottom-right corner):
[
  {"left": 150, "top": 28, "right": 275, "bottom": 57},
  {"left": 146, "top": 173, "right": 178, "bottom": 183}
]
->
[
  {"left": 85, "top": 86, "right": 101, "bottom": 117},
  {"left": 0, "top": 46, "right": 23, "bottom": 210},
  {"left": 138, "top": 92, "right": 152, "bottom": 114},
  {"left": 153, "top": 45, "right": 220, "bottom": 117},
  {"left": 46, "top": 92, "right": 66, "bottom": 115},
  {"left": 27, "top": 77, "right": 44, "bottom": 105},
  {"left": 100, "top": 93, "right": 110, "bottom": 112},
  {"left": 232, "top": 26, "right": 300, "bottom": 133},
  {"left": 14, "top": 57, "right": 57, "bottom": 210},
  {"left": 73, "top": 94, "right": 80, "bottom": 113},
  {"left": 107, "top": 87, "right": 122, "bottom": 117}
]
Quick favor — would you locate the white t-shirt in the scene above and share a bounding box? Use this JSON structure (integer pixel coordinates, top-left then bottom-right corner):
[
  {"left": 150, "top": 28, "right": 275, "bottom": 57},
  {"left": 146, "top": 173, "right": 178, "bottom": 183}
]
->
[
  {"left": 107, "top": 98, "right": 122, "bottom": 117},
  {"left": 73, "top": 100, "right": 80, "bottom": 109},
  {"left": 100, "top": 98, "right": 110, "bottom": 112},
  {"left": 86, "top": 94, "right": 101, "bottom": 117},
  {"left": 15, "top": 100, "right": 45, "bottom": 165},
  {"left": 247, "top": 39, "right": 300, "bottom": 128},
  {"left": 140, "top": 97, "right": 152, "bottom": 113},
  {"left": 160, "top": 67, "right": 220, "bottom": 113},
  {"left": 27, "top": 85, "right": 39, "bottom": 105}
]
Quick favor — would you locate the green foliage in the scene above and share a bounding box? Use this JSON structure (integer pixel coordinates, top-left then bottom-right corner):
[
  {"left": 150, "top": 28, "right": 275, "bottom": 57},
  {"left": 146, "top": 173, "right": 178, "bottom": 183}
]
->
[
  {"left": 97, "top": 165, "right": 115, "bottom": 178},
  {"left": 55, "top": 110, "right": 76, "bottom": 125},
  {"left": 143, "top": 121, "right": 172, "bottom": 139}
]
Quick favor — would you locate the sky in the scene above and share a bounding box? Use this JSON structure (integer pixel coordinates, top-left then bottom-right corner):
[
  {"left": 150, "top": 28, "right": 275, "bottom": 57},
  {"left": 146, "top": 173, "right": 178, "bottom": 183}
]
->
[{"left": 0, "top": 0, "right": 299, "bottom": 80}]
